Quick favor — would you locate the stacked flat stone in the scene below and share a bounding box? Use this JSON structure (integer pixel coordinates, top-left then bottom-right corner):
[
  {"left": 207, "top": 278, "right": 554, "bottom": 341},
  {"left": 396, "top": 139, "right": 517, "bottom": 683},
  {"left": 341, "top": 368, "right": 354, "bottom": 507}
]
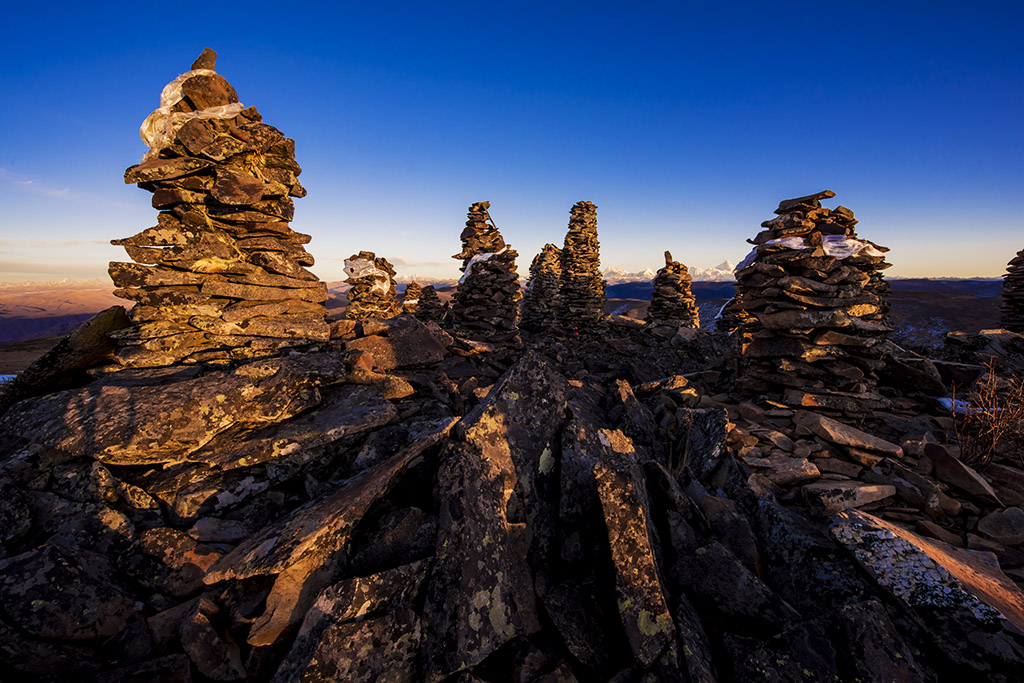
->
[
  {"left": 450, "top": 202, "right": 521, "bottom": 343},
  {"left": 733, "top": 190, "right": 893, "bottom": 414},
  {"left": 558, "top": 201, "right": 606, "bottom": 331},
  {"left": 645, "top": 251, "right": 699, "bottom": 328},
  {"left": 1001, "top": 249, "right": 1024, "bottom": 332},
  {"left": 520, "top": 244, "right": 562, "bottom": 332},
  {"left": 415, "top": 285, "right": 446, "bottom": 323},
  {"left": 402, "top": 281, "right": 422, "bottom": 314},
  {"left": 110, "top": 49, "right": 327, "bottom": 369},
  {"left": 344, "top": 251, "right": 401, "bottom": 321}
]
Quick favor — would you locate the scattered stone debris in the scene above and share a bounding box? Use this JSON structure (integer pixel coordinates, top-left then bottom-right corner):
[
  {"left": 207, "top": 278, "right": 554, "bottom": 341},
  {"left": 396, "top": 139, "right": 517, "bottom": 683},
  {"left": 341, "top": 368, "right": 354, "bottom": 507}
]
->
[
  {"left": 401, "top": 281, "right": 422, "bottom": 314},
  {"left": 449, "top": 202, "right": 521, "bottom": 344},
  {"left": 344, "top": 251, "right": 401, "bottom": 321},
  {"left": 520, "top": 243, "right": 562, "bottom": 333},
  {"left": 1001, "top": 248, "right": 1024, "bottom": 332},
  {"left": 110, "top": 48, "right": 328, "bottom": 370},
  {"left": 729, "top": 190, "right": 894, "bottom": 416},
  {"left": 645, "top": 250, "right": 700, "bottom": 328},
  {"left": 558, "top": 200, "right": 606, "bottom": 332}
]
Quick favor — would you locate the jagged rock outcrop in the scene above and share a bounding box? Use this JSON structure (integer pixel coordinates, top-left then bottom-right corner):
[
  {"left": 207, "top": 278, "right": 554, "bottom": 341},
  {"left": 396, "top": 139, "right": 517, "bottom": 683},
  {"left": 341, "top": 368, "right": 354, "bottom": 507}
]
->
[
  {"left": 402, "top": 281, "right": 422, "bottom": 314},
  {"left": 344, "top": 251, "right": 401, "bottom": 321},
  {"left": 414, "top": 285, "right": 446, "bottom": 324},
  {"left": 645, "top": 250, "right": 700, "bottom": 328},
  {"left": 449, "top": 202, "right": 521, "bottom": 344},
  {"left": 520, "top": 243, "right": 561, "bottom": 332},
  {"left": 110, "top": 48, "right": 328, "bottom": 369},
  {"left": 558, "top": 200, "right": 606, "bottom": 331},
  {"left": 1001, "top": 248, "right": 1024, "bottom": 332},
  {"left": 730, "top": 190, "right": 893, "bottom": 415}
]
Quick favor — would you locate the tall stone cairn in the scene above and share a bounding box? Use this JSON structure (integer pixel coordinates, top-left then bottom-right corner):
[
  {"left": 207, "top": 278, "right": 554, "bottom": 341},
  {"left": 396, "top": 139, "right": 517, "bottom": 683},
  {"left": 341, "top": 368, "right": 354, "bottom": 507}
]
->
[
  {"left": 733, "top": 190, "right": 893, "bottom": 415},
  {"left": 344, "top": 251, "right": 401, "bottom": 321},
  {"left": 402, "top": 281, "right": 423, "bottom": 314},
  {"left": 450, "top": 202, "right": 521, "bottom": 343},
  {"left": 558, "top": 200, "right": 606, "bottom": 331},
  {"left": 110, "top": 49, "right": 328, "bottom": 369},
  {"left": 415, "top": 285, "right": 447, "bottom": 323},
  {"left": 520, "top": 244, "right": 562, "bottom": 332},
  {"left": 1001, "top": 248, "right": 1024, "bottom": 332},
  {"left": 645, "top": 251, "right": 699, "bottom": 328}
]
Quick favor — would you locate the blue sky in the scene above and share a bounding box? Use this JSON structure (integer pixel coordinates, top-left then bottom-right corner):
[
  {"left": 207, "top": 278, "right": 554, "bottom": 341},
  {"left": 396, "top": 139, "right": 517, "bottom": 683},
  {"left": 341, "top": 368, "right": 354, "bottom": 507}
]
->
[{"left": 0, "top": 1, "right": 1021, "bottom": 282}]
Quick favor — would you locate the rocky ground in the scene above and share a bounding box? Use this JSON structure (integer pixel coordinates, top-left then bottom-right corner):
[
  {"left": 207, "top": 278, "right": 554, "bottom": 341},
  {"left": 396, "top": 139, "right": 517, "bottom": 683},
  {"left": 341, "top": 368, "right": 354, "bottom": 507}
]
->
[{"left": 1, "top": 308, "right": 1023, "bottom": 681}]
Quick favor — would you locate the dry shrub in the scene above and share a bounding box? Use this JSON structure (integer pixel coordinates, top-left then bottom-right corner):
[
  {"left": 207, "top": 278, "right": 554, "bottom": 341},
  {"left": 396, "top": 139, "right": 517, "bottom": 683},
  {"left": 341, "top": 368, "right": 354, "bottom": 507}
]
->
[{"left": 953, "top": 362, "right": 1024, "bottom": 467}]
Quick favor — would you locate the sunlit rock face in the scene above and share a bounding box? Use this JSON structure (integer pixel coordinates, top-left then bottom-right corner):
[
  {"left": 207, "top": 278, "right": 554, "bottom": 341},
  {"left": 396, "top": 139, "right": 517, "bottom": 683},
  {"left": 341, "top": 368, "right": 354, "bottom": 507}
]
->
[
  {"left": 344, "top": 251, "right": 401, "bottom": 321},
  {"left": 728, "top": 190, "right": 893, "bottom": 415},
  {"left": 110, "top": 48, "right": 327, "bottom": 370}
]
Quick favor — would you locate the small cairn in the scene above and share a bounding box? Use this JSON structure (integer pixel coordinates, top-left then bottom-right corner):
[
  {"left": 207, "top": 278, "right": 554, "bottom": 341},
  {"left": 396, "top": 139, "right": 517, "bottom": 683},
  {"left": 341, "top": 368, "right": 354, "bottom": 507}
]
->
[
  {"left": 520, "top": 244, "right": 562, "bottom": 332},
  {"left": 415, "top": 285, "right": 447, "bottom": 323},
  {"left": 645, "top": 251, "right": 699, "bottom": 328},
  {"left": 450, "top": 202, "right": 521, "bottom": 343},
  {"left": 732, "top": 190, "right": 893, "bottom": 415},
  {"left": 110, "top": 48, "right": 327, "bottom": 368},
  {"left": 1001, "top": 248, "right": 1024, "bottom": 332},
  {"left": 402, "top": 281, "right": 422, "bottom": 314},
  {"left": 344, "top": 251, "right": 401, "bottom": 321},
  {"left": 558, "top": 201, "right": 606, "bottom": 331}
]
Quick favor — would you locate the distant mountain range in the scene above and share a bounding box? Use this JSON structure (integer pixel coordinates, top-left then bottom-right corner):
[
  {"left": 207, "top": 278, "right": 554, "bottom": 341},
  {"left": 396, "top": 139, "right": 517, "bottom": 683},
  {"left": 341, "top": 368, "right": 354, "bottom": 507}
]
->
[{"left": 602, "top": 261, "right": 737, "bottom": 283}]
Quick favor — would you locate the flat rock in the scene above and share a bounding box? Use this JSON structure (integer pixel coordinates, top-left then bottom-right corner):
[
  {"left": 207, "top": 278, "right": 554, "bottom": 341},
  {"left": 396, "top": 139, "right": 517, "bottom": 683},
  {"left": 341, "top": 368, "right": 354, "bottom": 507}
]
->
[
  {"left": 978, "top": 507, "right": 1024, "bottom": 546},
  {"left": 764, "top": 456, "right": 820, "bottom": 486},
  {"left": 794, "top": 411, "right": 902, "bottom": 456},
  {"left": 923, "top": 443, "right": 1002, "bottom": 505},
  {"left": 0, "top": 354, "right": 346, "bottom": 466},
  {"left": 802, "top": 480, "right": 896, "bottom": 517},
  {"left": 345, "top": 323, "right": 447, "bottom": 370},
  {"left": 117, "top": 527, "right": 222, "bottom": 597},
  {"left": 211, "top": 168, "right": 265, "bottom": 205}
]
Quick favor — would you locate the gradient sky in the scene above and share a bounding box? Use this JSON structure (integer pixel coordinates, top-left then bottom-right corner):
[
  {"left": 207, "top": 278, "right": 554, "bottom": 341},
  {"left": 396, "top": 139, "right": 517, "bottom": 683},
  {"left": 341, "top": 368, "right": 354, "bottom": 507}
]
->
[{"left": 1, "top": 1, "right": 1021, "bottom": 283}]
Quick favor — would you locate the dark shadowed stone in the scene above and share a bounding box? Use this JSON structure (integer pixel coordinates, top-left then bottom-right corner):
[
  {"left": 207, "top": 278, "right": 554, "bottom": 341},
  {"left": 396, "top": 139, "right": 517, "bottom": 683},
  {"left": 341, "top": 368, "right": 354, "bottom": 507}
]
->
[
  {"left": 700, "top": 494, "right": 759, "bottom": 570},
  {"left": 0, "top": 615, "right": 102, "bottom": 676},
  {"left": 671, "top": 540, "right": 797, "bottom": 632},
  {"left": 180, "top": 597, "right": 246, "bottom": 681},
  {"left": 784, "top": 600, "right": 929, "bottom": 683},
  {"left": 187, "top": 384, "right": 396, "bottom": 470},
  {"left": 345, "top": 321, "right": 448, "bottom": 371},
  {"left": 672, "top": 594, "right": 717, "bottom": 683},
  {"left": 676, "top": 407, "right": 729, "bottom": 483},
  {"left": 832, "top": 510, "right": 1024, "bottom": 677},
  {"left": 753, "top": 499, "right": 872, "bottom": 617},
  {"left": 117, "top": 527, "right": 222, "bottom": 597},
  {"left": 923, "top": 442, "right": 1002, "bottom": 505},
  {"left": 22, "top": 489, "right": 133, "bottom": 554},
  {"left": 539, "top": 579, "right": 616, "bottom": 671},
  {"left": 593, "top": 432, "right": 676, "bottom": 666},
  {"left": 0, "top": 481, "right": 31, "bottom": 546},
  {"left": 720, "top": 632, "right": 805, "bottom": 682},
  {"left": 978, "top": 507, "right": 1024, "bottom": 546},
  {"left": 274, "top": 561, "right": 429, "bottom": 682},
  {"left": 275, "top": 608, "right": 421, "bottom": 682},
  {"left": 560, "top": 413, "right": 618, "bottom": 571},
  {"left": 204, "top": 423, "right": 445, "bottom": 646},
  {"left": 347, "top": 506, "right": 438, "bottom": 577},
  {"left": 0, "top": 353, "right": 346, "bottom": 465},
  {"left": 94, "top": 654, "right": 193, "bottom": 683},
  {"left": 422, "top": 441, "right": 541, "bottom": 681},
  {"left": 0, "top": 545, "right": 140, "bottom": 640}
]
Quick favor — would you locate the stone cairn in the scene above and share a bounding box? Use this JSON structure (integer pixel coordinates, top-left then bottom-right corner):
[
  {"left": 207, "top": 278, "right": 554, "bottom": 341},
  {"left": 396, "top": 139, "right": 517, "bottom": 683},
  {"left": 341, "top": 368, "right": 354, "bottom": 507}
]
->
[
  {"left": 1001, "top": 248, "right": 1024, "bottom": 332},
  {"left": 344, "top": 251, "right": 401, "bottom": 321},
  {"left": 520, "top": 243, "right": 562, "bottom": 332},
  {"left": 558, "top": 200, "right": 606, "bottom": 332},
  {"left": 110, "top": 48, "right": 328, "bottom": 369},
  {"left": 645, "top": 251, "right": 700, "bottom": 328},
  {"left": 450, "top": 201, "right": 521, "bottom": 343},
  {"left": 402, "top": 281, "right": 422, "bottom": 314},
  {"left": 415, "top": 285, "right": 446, "bottom": 323},
  {"left": 732, "top": 190, "right": 892, "bottom": 415}
]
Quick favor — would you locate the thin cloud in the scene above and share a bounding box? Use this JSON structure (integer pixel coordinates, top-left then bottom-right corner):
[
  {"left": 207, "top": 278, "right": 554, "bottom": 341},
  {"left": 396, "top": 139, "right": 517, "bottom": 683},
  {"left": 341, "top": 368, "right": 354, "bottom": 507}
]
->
[{"left": 0, "top": 167, "right": 75, "bottom": 201}]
